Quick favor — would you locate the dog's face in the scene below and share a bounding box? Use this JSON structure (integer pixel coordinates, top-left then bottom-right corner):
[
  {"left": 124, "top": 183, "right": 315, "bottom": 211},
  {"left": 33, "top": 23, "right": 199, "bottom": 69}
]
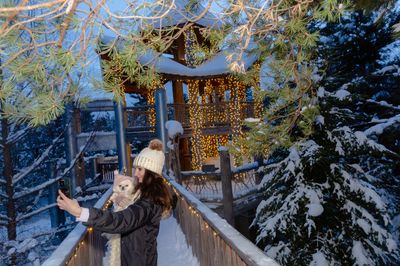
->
[{"left": 115, "top": 179, "right": 136, "bottom": 196}]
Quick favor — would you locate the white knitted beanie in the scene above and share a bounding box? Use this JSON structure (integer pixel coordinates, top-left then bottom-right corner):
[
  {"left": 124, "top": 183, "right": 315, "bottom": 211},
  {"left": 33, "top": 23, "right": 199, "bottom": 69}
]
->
[{"left": 133, "top": 139, "right": 165, "bottom": 175}]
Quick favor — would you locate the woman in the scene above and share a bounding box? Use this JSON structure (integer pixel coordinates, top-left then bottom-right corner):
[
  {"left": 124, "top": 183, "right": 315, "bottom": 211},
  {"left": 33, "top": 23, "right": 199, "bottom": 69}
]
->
[{"left": 57, "top": 139, "right": 172, "bottom": 266}]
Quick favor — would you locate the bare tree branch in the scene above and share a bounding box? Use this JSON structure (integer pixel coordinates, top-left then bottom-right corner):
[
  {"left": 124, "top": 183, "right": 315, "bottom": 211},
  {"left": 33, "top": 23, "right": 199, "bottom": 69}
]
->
[
  {"left": 16, "top": 202, "right": 57, "bottom": 222},
  {"left": 12, "top": 133, "right": 63, "bottom": 184},
  {"left": 14, "top": 129, "right": 96, "bottom": 199},
  {"left": 0, "top": 0, "right": 66, "bottom": 13}
]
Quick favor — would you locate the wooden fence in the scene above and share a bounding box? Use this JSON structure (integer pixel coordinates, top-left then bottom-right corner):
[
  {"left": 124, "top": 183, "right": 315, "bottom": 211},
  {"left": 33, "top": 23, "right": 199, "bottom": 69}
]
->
[
  {"left": 42, "top": 188, "right": 112, "bottom": 266},
  {"left": 164, "top": 176, "right": 279, "bottom": 266}
]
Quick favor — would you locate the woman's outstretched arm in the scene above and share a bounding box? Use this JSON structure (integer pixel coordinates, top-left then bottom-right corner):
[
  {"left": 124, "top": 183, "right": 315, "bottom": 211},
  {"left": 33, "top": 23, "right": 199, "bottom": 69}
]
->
[
  {"left": 57, "top": 190, "right": 162, "bottom": 234},
  {"left": 57, "top": 190, "right": 82, "bottom": 217}
]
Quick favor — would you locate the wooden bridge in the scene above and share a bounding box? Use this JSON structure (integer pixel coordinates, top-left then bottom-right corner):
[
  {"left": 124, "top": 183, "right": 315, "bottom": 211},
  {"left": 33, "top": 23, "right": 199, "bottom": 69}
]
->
[
  {"left": 43, "top": 178, "right": 278, "bottom": 266},
  {"left": 42, "top": 153, "right": 279, "bottom": 266},
  {"left": 44, "top": 98, "right": 279, "bottom": 265}
]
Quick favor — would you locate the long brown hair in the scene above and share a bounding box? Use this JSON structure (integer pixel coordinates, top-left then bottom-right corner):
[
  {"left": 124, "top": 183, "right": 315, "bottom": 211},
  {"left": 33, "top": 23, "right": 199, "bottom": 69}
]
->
[{"left": 138, "top": 169, "right": 172, "bottom": 217}]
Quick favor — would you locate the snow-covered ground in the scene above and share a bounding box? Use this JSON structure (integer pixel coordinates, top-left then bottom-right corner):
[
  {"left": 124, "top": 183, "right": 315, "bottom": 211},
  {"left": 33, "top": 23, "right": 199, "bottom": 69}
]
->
[{"left": 157, "top": 215, "right": 199, "bottom": 266}]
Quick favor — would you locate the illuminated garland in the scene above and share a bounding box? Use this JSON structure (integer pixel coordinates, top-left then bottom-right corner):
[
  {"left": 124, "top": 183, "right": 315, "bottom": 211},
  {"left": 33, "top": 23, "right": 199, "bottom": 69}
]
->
[
  {"left": 228, "top": 76, "right": 244, "bottom": 166},
  {"left": 202, "top": 135, "right": 218, "bottom": 158},
  {"left": 217, "top": 79, "right": 228, "bottom": 124},
  {"left": 254, "top": 63, "right": 263, "bottom": 118},
  {"left": 188, "top": 80, "right": 203, "bottom": 170},
  {"left": 146, "top": 81, "right": 158, "bottom": 132},
  {"left": 219, "top": 135, "right": 229, "bottom": 147},
  {"left": 161, "top": 178, "right": 221, "bottom": 240},
  {"left": 63, "top": 199, "right": 113, "bottom": 265}
]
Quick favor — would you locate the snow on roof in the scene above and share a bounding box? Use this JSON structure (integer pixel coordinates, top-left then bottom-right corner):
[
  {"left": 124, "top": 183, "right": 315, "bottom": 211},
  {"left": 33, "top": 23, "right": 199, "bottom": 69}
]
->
[
  {"left": 101, "top": 35, "right": 259, "bottom": 78},
  {"left": 149, "top": 0, "right": 223, "bottom": 29}
]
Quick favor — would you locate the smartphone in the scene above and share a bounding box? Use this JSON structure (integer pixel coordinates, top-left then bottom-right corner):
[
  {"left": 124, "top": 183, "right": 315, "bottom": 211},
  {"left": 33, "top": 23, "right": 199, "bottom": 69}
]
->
[{"left": 58, "top": 179, "right": 70, "bottom": 198}]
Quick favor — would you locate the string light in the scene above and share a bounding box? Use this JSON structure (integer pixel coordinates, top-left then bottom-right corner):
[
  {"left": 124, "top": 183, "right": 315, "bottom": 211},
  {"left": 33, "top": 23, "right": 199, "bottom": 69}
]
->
[
  {"left": 188, "top": 80, "right": 203, "bottom": 171},
  {"left": 161, "top": 177, "right": 220, "bottom": 241},
  {"left": 63, "top": 197, "right": 114, "bottom": 265}
]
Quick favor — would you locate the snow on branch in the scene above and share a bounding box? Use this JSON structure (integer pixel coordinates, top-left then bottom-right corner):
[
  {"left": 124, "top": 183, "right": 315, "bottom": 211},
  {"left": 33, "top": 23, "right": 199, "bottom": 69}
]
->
[
  {"left": 0, "top": 191, "right": 7, "bottom": 198},
  {"left": 14, "top": 172, "right": 63, "bottom": 199},
  {"left": 364, "top": 114, "right": 400, "bottom": 136},
  {"left": 24, "top": 189, "right": 44, "bottom": 214},
  {"left": 7, "top": 126, "right": 32, "bottom": 144},
  {"left": 12, "top": 133, "right": 63, "bottom": 185},
  {"left": 16, "top": 203, "right": 57, "bottom": 222},
  {"left": 0, "top": 213, "right": 9, "bottom": 221},
  {"left": 366, "top": 99, "right": 400, "bottom": 110},
  {"left": 343, "top": 200, "right": 391, "bottom": 246},
  {"left": 13, "top": 132, "right": 94, "bottom": 199}
]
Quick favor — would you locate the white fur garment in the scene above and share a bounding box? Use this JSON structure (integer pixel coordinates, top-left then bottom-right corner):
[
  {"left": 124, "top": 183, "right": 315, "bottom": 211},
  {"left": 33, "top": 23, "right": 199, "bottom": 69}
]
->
[{"left": 103, "top": 190, "right": 141, "bottom": 266}]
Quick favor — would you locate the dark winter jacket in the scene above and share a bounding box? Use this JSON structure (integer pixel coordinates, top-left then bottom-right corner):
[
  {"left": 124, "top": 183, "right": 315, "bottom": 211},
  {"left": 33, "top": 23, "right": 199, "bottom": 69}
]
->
[{"left": 84, "top": 198, "right": 163, "bottom": 266}]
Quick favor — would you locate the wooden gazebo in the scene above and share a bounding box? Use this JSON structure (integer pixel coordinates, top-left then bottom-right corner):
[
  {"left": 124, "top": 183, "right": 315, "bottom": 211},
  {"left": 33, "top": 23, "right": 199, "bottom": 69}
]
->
[{"left": 99, "top": 0, "right": 262, "bottom": 172}]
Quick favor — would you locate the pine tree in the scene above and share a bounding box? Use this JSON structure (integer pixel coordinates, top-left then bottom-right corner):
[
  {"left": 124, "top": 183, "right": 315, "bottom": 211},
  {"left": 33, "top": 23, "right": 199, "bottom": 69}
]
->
[
  {"left": 253, "top": 110, "right": 398, "bottom": 264},
  {"left": 251, "top": 6, "right": 400, "bottom": 265}
]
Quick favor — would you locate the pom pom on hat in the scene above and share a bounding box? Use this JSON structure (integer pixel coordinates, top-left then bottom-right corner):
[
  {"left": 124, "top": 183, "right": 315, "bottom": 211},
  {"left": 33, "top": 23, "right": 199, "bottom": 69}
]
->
[
  {"left": 133, "top": 139, "right": 165, "bottom": 175},
  {"left": 149, "top": 139, "right": 163, "bottom": 151}
]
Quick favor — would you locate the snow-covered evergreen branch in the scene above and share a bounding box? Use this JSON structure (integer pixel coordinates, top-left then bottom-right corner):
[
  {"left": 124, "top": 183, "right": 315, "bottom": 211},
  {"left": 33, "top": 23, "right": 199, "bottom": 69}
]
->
[
  {"left": 364, "top": 114, "right": 400, "bottom": 137},
  {"left": 367, "top": 99, "right": 400, "bottom": 110}
]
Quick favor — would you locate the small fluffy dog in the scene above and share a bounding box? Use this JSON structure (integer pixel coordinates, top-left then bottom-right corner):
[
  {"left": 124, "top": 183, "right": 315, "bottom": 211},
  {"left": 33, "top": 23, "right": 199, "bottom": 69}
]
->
[
  {"left": 104, "top": 171, "right": 141, "bottom": 266},
  {"left": 110, "top": 170, "right": 140, "bottom": 211}
]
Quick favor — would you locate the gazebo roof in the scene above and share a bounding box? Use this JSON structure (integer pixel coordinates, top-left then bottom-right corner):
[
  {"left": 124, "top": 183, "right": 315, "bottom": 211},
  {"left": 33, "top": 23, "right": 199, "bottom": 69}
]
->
[
  {"left": 101, "top": 35, "right": 259, "bottom": 79},
  {"left": 139, "top": 47, "right": 258, "bottom": 79},
  {"left": 149, "top": 0, "right": 223, "bottom": 29}
]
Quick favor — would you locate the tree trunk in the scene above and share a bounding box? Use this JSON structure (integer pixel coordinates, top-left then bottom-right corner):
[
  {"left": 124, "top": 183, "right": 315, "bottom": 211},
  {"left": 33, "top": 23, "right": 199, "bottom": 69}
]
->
[
  {"left": 0, "top": 57, "right": 17, "bottom": 241},
  {"left": 1, "top": 116, "right": 16, "bottom": 240}
]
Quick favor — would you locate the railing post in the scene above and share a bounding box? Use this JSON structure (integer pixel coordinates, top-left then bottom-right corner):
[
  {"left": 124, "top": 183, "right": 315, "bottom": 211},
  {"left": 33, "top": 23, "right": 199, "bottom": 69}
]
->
[
  {"left": 114, "top": 101, "right": 128, "bottom": 174},
  {"left": 218, "top": 147, "right": 235, "bottom": 226},
  {"left": 155, "top": 88, "right": 168, "bottom": 153},
  {"left": 172, "top": 135, "right": 182, "bottom": 184}
]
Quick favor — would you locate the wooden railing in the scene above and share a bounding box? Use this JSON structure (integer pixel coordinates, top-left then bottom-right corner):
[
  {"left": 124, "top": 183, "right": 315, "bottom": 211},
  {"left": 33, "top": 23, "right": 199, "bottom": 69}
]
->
[
  {"left": 42, "top": 188, "right": 112, "bottom": 266},
  {"left": 177, "top": 148, "right": 262, "bottom": 225},
  {"left": 125, "top": 102, "right": 256, "bottom": 130},
  {"left": 43, "top": 175, "right": 278, "bottom": 266},
  {"left": 164, "top": 176, "right": 279, "bottom": 266}
]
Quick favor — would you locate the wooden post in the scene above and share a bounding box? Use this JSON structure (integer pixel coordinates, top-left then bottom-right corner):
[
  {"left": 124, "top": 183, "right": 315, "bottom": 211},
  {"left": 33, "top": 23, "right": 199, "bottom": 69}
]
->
[
  {"left": 48, "top": 161, "right": 65, "bottom": 228},
  {"left": 64, "top": 104, "right": 78, "bottom": 195},
  {"left": 219, "top": 147, "right": 235, "bottom": 226},
  {"left": 172, "top": 135, "right": 182, "bottom": 184},
  {"left": 155, "top": 88, "right": 168, "bottom": 152},
  {"left": 254, "top": 155, "right": 264, "bottom": 185},
  {"left": 114, "top": 100, "right": 129, "bottom": 175}
]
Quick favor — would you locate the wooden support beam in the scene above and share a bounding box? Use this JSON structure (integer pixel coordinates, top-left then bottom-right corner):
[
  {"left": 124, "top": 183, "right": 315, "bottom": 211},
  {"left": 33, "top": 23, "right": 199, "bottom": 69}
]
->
[{"left": 219, "top": 147, "right": 235, "bottom": 226}]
